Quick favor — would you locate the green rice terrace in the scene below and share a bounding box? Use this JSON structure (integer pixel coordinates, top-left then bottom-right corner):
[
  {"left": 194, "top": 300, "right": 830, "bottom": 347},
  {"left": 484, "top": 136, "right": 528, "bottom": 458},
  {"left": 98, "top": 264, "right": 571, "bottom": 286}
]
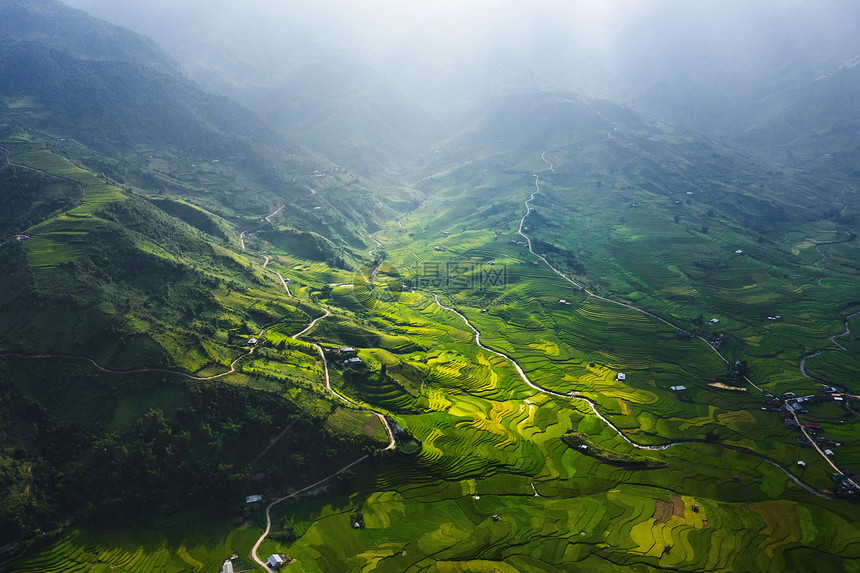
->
[{"left": 2, "top": 118, "right": 860, "bottom": 573}]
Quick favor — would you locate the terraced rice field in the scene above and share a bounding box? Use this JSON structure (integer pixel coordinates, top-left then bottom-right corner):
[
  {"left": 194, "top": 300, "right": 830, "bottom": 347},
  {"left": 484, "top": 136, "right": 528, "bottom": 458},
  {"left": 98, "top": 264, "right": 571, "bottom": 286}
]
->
[
  {"left": 4, "top": 516, "right": 260, "bottom": 573},
  {"left": 6, "top": 141, "right": 126, "bottom": 272}
]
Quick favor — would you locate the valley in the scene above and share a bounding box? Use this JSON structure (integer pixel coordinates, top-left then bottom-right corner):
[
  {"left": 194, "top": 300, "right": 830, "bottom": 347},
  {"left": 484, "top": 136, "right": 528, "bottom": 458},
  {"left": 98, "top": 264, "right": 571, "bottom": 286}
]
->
[
  {"left": 2, "top": 1, "right": 860, "bottom": 572},
  {"left": 4, "top": 129, "right": 859, "bottom": 571}
]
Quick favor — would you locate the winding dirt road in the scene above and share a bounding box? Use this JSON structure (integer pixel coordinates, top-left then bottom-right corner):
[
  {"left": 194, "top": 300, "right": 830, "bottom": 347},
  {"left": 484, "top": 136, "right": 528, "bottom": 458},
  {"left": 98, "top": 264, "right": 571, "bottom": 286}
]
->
[
  {"left": 248, "top": 269, "right": 395, "bottom": 568},
  {"left": 416, "top": 152, "right": 835, "bottom": 497},
  {"left": 520, "top": 172, "right": 765, "bottom": 393},
  {"left": 428, "top": 289, "right": 831, "bottom": 498},
  {"left": 0, "top": 329, "right": 265, "bottom": 382}
]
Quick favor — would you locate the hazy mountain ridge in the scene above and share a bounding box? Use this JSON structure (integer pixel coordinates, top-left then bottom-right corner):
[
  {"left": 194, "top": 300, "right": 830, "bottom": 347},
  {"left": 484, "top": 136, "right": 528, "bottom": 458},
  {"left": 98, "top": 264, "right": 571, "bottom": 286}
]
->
[
  {"left": 428, "top": 91, "right": 840, "bottom": 227},
  {"left": 62, "top": 0, "right": 860, "bottom": 188},
  {"left": 0, "top": 0, "right": 177, "bottom": 74}
]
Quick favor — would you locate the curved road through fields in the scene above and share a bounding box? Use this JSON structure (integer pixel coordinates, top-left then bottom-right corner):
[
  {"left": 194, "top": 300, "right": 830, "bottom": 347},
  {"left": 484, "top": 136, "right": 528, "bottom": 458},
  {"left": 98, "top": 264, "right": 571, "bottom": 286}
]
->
[
  {"left": 521, "top": 166, "right": 764, "bottom": 393},
  {"left": 507, "top": 150, "right": 860, "bottom": 496},
  {"left": 418, "top": 150, "right": 839, "bottom": 498},
  {"left": 3, "top": 206, "right": 398, "bottom": 569},
  {"left": 247, "top": 264, "right": 396, "bottom": 569},
  {"left": 427, "top": 287, "right": 831, "bottom": 498}
]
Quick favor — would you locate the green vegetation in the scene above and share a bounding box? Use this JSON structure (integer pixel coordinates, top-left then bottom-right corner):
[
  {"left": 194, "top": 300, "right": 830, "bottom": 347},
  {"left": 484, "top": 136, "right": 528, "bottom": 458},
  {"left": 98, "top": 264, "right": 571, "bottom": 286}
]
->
[{"left": 1, "top": 4, "right": 859, "bottom": 571}]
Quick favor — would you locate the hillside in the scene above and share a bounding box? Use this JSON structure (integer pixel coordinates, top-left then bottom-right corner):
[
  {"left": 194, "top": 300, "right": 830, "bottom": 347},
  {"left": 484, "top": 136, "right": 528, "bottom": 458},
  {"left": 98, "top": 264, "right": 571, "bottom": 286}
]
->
[
  {"left": 0, "top": 0, "right": 393, "bottom": 248},
  {"left": 0, "top": 0, "right": 397, "bottom": 547}
]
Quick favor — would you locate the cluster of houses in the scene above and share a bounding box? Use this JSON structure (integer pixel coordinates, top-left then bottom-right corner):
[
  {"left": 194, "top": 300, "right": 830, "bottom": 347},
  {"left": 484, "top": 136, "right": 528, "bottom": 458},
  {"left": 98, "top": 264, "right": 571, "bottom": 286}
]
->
[
  {"left": 832, "top": 474, "right": 860, "bottom": 498},
  {"left": 219, "top": 547, "right": 290, "bottom": 570},
  {"left": 770, "top": 386, "right": 859, "bottom": 496},
  {"left": 727, "top": 360, "right": 748, "bottom": 386},
  {"left": 338, "top": 347, "right": 363, "bottom": 368},
  {"left": 220, "top": 552, "right": 286, "bottom": 573}
]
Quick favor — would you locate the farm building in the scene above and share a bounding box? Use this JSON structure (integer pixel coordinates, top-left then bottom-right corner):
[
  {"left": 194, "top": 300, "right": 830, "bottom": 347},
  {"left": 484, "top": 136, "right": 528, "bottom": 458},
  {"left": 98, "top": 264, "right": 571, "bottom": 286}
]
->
[
  {"left": 221, "top": 560, "right": 235, "bottom": 573},
  {"left": 616, "top": 373, "right": 626, "bottom": 381},
  {"left": 670, "top": 386, "right": 686, "bottom": 392},
  {"left": 268, "top": 554, "right": 286, "bottom": 569},
  {"left": 246, "top": 494, "right": 263, "bottom": 504},
  {"left": 247, "top": 338, "right": 259, "bottom": 345},
  {"left": 343, "top": 357, "right": 362, "bottom": 367}
]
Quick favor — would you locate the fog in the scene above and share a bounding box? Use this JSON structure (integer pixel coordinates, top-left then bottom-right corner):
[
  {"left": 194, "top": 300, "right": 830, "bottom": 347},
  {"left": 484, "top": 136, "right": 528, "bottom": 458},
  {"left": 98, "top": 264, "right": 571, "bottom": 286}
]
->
[
  {"left": 62, "top": 0, "right": 860, "bottom": 172},
  {"left": 64, "top": 0, "right": 857, "bottom": 101}
]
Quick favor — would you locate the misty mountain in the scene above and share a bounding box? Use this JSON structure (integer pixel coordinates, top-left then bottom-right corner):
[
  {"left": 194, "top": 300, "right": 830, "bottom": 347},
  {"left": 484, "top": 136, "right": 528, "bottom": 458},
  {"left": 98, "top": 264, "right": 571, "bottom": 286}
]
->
[
  {"left": 236, "top": 55, "right": 443, "bottom": 178},
  {"left": 0, "top": 0, "right": 394, "bottom": 246},
  {"left": 60, "top": 0, "right": 444, "bottom": 177},
  {"left": 0, "top": 0, "right": 175, "bottom": 74},
  {"left": 0, "top": 40, "right": 284, "bottom": 160},
  {"left": 0, "top": 0, "right": 284, "bottom": 164},
  {"left": 426, "top": 91, "right": 839, "bottom": 231},
  {"left": 732, "top": 64, "right": 860, "bottom": 175},
  {"left": 617, "top": 0, "right": 860, "bottom": 168},
  {"left": 65, "top": 0, "right": 860, "bottom": 183}
]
